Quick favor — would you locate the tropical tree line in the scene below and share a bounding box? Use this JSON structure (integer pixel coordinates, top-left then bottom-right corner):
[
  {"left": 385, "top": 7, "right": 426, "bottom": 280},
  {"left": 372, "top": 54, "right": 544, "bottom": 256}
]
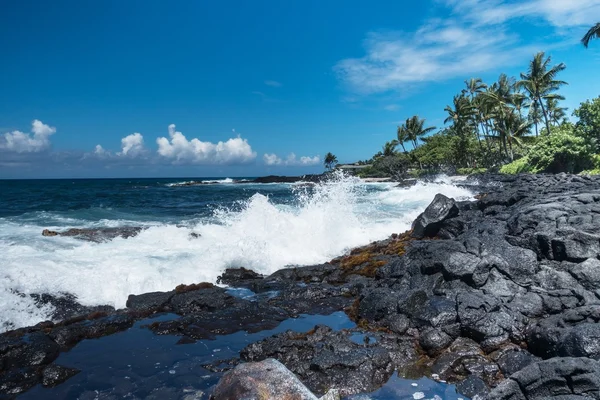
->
[
  {"left": 350, "top": 49, "right": 600, "bottom": 178},
  {"left": 325, "top": 24, "right": 600, "bottom": 177}
]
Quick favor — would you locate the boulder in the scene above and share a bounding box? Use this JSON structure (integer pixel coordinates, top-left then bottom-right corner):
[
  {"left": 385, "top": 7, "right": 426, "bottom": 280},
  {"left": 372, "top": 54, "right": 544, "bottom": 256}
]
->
[
  {"left": 211, "top": 358, "right": 319, "bottom": 400},
  {"left": 126, "top": 290, "right": 175, "bottom": 312},
  {"left": 411, "top": 194, "right": 459, "bottom": 239}
]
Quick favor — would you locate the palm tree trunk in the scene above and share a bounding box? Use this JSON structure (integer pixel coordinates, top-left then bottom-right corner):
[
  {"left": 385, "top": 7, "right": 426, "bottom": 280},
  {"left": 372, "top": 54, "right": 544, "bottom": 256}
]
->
[
  {"left": 534, "top": 122, "right": 538, "bottom": 137},
  {"left": 481, "top": 121, "right": 492, "bottom": 151},
  {"left": 400, "top": 143, "right": 407, "bottom": 153},
  {"left": 538, "top": 96, "right": 552, "bottom": 135}
]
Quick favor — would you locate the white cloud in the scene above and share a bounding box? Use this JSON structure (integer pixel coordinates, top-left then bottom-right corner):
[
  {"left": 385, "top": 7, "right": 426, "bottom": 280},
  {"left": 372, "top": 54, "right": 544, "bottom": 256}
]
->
[
  {"left": 156, "top": 124, "right": 256, "bottom": 165},
  {"left": 94, "top": 144, "right": 107, "bottom": 155},
  {"left": 0, "top": 120, "right": 56, "bottom": 153},
  {"left": 119, "top": 132, "right": 145, "bottom": 157},
  {"left": 264, "top": 80, "right": 282, "bottom": 87},
  {"left": 384, "top": 104, "right": 400, "bottom": 111},
  {"left": 263, "top": 153, "right": 282, "bottom": 165},
  {"left": 335, "top": 0, "right": 598, "bottom": 94},
  {"left": 263, "top": 152, "right": 320, "bottom": 166},
  {"left": 448, "top": 0, "right": 600, "bottom": 28}
]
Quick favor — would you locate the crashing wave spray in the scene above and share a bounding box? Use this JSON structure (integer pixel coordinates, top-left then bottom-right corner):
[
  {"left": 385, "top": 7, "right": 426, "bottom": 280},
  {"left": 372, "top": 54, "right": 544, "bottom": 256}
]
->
[{"left": 0, "top": 173, "right": 473, "bottom": 331}]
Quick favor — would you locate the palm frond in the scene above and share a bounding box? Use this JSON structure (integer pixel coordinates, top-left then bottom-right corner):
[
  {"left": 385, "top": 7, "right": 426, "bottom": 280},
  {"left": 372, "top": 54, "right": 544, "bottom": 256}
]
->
[{"left": 582, "top": 22, "right": 600, "bottom": 48}]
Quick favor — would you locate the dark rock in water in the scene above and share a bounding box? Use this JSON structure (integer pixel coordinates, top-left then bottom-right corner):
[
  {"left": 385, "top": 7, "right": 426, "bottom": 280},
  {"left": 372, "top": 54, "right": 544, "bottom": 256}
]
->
[
  {"left": 30, "top": 292, "right": 115, "bottom": 322},
  {"left": 0, "top": 367, "right": 40, "bottom": 395},
  {"left": 396, "top": 178, "right": 417, "bottom": 188},
  {"left": 169, "top": 285, "right": 236, "bottom": 314},
  {"left": 189, "top": 232, "right": 201, "bottom": 239},
  {"left": 49, "top": 313, "right": 135, "bottom": 349},
  {"left": 486, "top": 357, "right": 600, "bottom": 399},
  {"left": 217, "top": 267, "right": 263, "bottom": 288},
  {"left": 249, "top": 174, "right": 324, "bottom": 184},
  {"left": 41, "top": 227, "right": 143, "bottom": 242},
  {"left": 211, "top": 358, "right": 320, "bottom": 400},
  {"left": 41, "top": 364, "right": 80, "bottom": 387},
  {"left": 126, "top": 290, "right": 175, "bottom": 312},
  {"left": 0, "top": 332, "right": 60, "bottom": 370},
  {"left": 456, "top": 375, "right": 490, "bottom": 399},
  {"left": 240, "top": 325, "right": 416, "bottom": 396},
  {"left": 411, "top": 193, "right": 459, "bottom": 238}
]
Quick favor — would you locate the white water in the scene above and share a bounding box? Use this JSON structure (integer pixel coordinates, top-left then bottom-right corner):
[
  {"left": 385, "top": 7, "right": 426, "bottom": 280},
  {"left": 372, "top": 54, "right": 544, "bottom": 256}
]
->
[{"left": 0, "top": 174, "right": 473, "bottom": 332}]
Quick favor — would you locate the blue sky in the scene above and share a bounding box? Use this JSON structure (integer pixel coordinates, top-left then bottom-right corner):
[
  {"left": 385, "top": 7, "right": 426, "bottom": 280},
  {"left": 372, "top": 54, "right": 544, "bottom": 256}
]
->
[{"left": 2, "top": 0, "right": 600, "bottom": 178}]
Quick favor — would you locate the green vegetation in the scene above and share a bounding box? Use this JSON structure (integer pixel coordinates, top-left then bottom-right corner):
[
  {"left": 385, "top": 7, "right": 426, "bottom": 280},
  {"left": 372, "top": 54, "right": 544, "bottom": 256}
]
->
[
  {"left": 500, "top": 158, "right": 530, "bottom": 174},
  {"left": 343, "top": 51, "right": 600, "bottom": 178}
]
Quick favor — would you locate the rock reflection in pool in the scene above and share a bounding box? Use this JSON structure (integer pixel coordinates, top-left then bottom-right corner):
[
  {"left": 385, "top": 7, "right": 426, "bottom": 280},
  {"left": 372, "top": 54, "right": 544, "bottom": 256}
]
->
[{"left": 345, "top": 375, "right": 467, "bottom": 400}]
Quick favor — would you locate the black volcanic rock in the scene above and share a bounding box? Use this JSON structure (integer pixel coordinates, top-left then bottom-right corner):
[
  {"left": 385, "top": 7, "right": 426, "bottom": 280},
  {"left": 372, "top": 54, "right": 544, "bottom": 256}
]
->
[
  {"left": 211, "top": 358, "right": 320, "bottom": 400},
  {"left": 42, "top": 364, "right": 80, "bottom": 387},
  {"left": 42, "top": 226, "right": 143, "bottom": 242},
  {"left": 411, "top": 193, "right": 459, "bottom": 238},
  {"left": 249, "top": 174, "right": 324, "bottom": 184},
  {"left": 486, "top": 357, "right": 600, "bottom": 399},
  {"left": 126, "top": 290, "right": 175, "bottom": 312}
]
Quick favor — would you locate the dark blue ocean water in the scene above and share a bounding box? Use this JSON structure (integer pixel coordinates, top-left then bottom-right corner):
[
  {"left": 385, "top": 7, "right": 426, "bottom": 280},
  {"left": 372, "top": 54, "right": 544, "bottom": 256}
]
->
[{"left": 0, "top": 178, "right": 291, "bottom": 221}]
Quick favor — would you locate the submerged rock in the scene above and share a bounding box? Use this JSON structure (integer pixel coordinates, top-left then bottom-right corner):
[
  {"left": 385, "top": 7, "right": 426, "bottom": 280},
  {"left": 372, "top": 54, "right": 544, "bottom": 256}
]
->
[
  {"left": 41, "top": 227, "right": 143, "bottom": 242},
  {"left": 41, "top": 364, "right": 80, "bottom": 387}
]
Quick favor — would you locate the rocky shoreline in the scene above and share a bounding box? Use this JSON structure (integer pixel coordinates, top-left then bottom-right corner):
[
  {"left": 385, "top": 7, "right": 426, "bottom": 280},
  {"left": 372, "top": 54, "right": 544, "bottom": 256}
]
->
[{"left": 4, "top": 173, "right": 600, "bottom": 399}]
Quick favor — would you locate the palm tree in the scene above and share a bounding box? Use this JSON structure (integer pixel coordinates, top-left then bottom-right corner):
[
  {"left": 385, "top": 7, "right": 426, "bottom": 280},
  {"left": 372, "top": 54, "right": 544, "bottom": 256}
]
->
[
  {"left": 382, "top": 140, "right": 399, "bottom": 157},
  {"left": 517, "top": 52, "right": 567, "bottom": 135},
  {"left": 324, "top": 152, "right": 338, "bottom": 170},
  {"left": 582, "top": 23, "right": 600, "bottom": 48},
  {"left": 404, "top": 115, "right": 436, "bottom": 149},
  {"left": 480, "top": 74, "right": 529, "bottom": 160},
  {"left": 546, "top": 98, "right": 568, "bottom": 125},
  {"left": 495, "top": 112, "right": 532, "bottom": 161},
  {"left": 463, "top": 78, "right": 488, "bottom": 147},
  {"left": 444, "top": 95, "right": 476, "bottom": 131},
  {"left": 528, "top": 100, "right": 543, "bottom": 137},
  {"left": 396, "top": 125, "right": 409, "bottom": 153}
]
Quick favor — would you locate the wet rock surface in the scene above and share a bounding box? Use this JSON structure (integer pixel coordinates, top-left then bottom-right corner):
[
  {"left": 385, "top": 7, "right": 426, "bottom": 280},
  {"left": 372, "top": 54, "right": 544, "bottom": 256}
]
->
[
  {"left": 211, "top": 358, "right": 322, "bottom": 400},
  {"left": 5, "top": 173, "right": 600, "bottom": 398},
  {"left": 41, "top": 226, "right": 143, "bottom": 242}
]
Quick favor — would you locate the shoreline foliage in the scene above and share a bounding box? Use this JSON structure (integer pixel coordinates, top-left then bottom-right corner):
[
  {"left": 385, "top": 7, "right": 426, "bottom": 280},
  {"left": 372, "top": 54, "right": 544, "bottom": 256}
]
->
[{"left": 341, "top": 51, "right": 600, "bottom": 178}]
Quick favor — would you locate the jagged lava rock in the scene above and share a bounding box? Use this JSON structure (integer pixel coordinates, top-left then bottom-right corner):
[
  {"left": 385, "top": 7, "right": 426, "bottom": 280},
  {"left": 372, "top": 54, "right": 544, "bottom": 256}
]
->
[{"left": 411, "top": 193, "right": 459, "bottom": 238}]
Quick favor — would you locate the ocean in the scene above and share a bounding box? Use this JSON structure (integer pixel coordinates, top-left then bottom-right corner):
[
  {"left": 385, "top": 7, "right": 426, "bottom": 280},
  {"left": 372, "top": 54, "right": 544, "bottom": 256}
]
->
[{"left": 0, "top": 173, "right": 473, "bottom": 332}]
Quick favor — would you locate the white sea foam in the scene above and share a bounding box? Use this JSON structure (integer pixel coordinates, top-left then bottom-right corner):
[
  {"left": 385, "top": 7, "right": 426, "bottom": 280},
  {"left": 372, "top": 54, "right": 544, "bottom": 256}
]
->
[
  {"left": 165, "top": 178, "right": 236, "bottom": 187},
  {"left": 0, "top": 173, "right": 473, "bottom": 331}
]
